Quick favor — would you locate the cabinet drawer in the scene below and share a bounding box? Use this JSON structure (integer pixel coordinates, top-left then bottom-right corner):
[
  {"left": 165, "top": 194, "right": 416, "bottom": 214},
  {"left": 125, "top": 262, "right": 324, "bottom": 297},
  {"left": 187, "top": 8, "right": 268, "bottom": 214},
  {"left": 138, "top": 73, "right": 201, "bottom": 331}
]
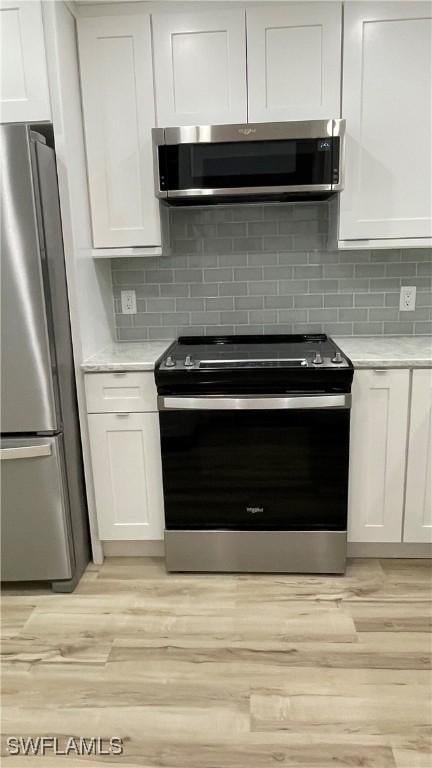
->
[{"left": 85, "top": 372, "right": 157, "bottom": 413}]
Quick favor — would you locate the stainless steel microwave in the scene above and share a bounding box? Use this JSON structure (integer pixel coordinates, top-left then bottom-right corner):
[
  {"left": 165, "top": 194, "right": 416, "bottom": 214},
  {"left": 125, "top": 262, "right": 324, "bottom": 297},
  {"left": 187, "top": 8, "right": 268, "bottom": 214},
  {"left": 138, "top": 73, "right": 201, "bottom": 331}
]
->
[{"left": 152, "top": 119, "right": 345, "bottom": 205}]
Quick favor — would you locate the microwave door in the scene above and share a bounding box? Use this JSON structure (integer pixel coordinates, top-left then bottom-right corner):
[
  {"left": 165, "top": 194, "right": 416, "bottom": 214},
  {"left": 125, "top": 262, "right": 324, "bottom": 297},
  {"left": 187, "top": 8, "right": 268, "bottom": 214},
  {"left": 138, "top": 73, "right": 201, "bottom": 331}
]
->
[{"left": 159, "top": 140, "right": 335, "bottom": 198}]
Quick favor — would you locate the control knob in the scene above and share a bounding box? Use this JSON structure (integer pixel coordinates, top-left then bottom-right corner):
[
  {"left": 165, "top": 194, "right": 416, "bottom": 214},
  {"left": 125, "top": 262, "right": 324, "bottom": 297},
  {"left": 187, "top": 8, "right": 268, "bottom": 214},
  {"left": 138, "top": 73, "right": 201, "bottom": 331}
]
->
[
  {"left": 312, "top": 352, "right": 323, "bottom": 365},
  {"left": 184, "top": 355, "right": 194, "bottom": 367},
  {"left": 165, "top": 355, "right": 175, "bottom": 368},
  {"left": 332, "top": 351, "right": 344, "bottom": 365}
]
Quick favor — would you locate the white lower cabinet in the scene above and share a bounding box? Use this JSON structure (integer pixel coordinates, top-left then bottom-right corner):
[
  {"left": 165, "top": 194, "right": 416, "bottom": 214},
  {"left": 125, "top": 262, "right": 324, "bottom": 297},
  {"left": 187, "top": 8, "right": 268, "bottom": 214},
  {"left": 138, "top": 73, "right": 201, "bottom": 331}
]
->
[
  {"left": 88, "top": 412, "right": 164, "bottom": 541},
  {"left": 348, "top": 369, "right": 410, "bottom": 543},
  {"left": 404, "top": 370, "right": 432, "bottom": 543}
]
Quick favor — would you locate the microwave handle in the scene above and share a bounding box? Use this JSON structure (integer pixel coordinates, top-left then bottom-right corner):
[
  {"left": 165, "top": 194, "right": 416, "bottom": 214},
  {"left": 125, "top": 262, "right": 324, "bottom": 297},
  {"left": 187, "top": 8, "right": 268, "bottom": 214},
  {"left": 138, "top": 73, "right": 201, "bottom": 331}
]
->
[{"left": 158, "top": 395, "right": 351, "bottom": 411}]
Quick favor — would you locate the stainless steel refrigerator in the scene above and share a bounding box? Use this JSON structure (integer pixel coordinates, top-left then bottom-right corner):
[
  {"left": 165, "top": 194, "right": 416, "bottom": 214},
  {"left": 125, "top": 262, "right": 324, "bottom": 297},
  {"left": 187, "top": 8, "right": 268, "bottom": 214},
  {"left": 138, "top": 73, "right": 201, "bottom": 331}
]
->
[{"left": 0, "top": 124, "right": 90, "bottom": 591}]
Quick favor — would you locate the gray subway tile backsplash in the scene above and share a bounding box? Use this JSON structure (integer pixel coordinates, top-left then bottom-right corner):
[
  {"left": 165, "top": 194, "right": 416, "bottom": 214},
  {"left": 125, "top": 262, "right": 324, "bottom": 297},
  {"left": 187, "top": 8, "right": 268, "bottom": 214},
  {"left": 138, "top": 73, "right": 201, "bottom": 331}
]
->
[
  {"left": 111, "top": 204, "right": 432, "bottom": 340},
  {"left": 324, "top": 293, "right": 353, "bottom": 307},
  {"left": 205, "top": 297, "right": 234, "bottom": 311},
  {"left": 217, "top": 222, "right": 247, "bottom": 237},
  {"left": 339, "top": 308, "right": 368, "bottom": 322},
  {"left": 264, "top": 295, "right": 294, "bottom": 309},
  {"left": 190, "top": 283, "right": 218, "bottom": 297},
  {"left": 386, "top": 262, "right": 417, "bottom": 277},
  {"left": 294, "top": 294, "right": 324, "bottom": 309},
  {"left": 160, "top": 283, "right": 188, "bottom": 297},
  {"left": 249, "top": 309, "right": 279, "bottom": 324},
  {"left": 236, "top": 296, "right": 264, "bottom": 310},
  {"left": 415, "top": 322, "right": 432, "bottom": 334},
  {"left": 146, "top": 298, "right": 175, "bottom": 312},
  {"left": 418, "top": 261, "right": 432, "bottom": 275},
  {"left": 248, "top": 280, "right": 278, "bottom": 296},
  {"left": 355, "top": 293, "right": 386, "bottom": 307},
  {"left": 176, "top": 298, "right": 205, "bottom": 311},
  {"left": 203, "top": 267, "right": 233, "bottom": 283}
]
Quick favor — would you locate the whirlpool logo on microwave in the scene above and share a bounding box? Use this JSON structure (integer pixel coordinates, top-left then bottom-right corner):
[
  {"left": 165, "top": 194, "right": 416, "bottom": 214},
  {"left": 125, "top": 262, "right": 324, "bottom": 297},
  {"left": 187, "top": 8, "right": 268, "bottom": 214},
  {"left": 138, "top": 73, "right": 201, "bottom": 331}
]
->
[
  {"left": 238, "top": 127, "right": 256, "bottom": 136},
  {"left": 247, "top": 506, "right": 264, "bottom": 514}
]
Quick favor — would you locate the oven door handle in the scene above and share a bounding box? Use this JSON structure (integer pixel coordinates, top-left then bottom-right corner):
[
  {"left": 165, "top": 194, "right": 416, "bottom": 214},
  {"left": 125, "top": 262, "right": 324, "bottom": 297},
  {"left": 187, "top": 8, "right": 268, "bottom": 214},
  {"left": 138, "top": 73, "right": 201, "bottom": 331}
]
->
[{"left": 158, "top": 395, "right": 351, "bottom": 410}]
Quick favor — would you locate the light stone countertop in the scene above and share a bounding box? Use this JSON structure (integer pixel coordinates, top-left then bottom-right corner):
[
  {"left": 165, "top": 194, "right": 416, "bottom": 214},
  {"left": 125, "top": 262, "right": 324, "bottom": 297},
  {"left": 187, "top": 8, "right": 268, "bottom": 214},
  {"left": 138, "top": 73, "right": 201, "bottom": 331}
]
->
[
  {"left": 81, "top": 341, "right": 174, "bottom": 372},
  {"left": 81, "top": 336, "right": 432, "bottom": 373},
  {"left": 335, "top": 336, "right": 432, "bottom": 369}
]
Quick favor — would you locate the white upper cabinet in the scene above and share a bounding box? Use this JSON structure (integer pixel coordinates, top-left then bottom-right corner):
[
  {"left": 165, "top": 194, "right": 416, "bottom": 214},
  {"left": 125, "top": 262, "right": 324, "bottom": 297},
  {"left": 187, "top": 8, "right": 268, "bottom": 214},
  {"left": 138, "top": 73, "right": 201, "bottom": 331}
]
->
[
  {"left": 77, "top": 15, "right": 160, "bottom": 249},
  {"left": 340, "top": 2, "right": 432, "bottom": 242},
  {"left": 152, "top": 9, "right": 247, "bottom": 126},
  {"left": 348, "top": 369, "right": 410, "bottom": 543},
  {"left": 0, "top": 0, "right": 51, "bottom": 122},
  {"left": 404, "top": 370, "right": 432, "bottom": 543},
  {"left": 247, "top": 2, "right": 341, "bottom": 122}
]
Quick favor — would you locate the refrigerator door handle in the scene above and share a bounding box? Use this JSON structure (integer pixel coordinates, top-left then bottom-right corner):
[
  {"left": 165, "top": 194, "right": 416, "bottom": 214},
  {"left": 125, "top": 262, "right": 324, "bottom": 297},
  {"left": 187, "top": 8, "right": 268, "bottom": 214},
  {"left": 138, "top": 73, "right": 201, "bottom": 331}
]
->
[{"left": 0, "top": 444, "right": 52, "bottom": 460}]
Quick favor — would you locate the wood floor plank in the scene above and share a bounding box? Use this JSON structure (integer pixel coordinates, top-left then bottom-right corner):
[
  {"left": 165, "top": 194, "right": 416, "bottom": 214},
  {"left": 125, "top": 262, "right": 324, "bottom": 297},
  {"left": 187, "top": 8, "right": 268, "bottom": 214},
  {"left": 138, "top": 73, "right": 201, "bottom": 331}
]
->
[
  {"left": 0, "top": 600, "right": 37, "bottom": 639},
  {"left": 392, "top": 743, "right": 432, "bottom": 768},
  {"left": 250, "top": 691, "right": 431, "bottom": 734},
  {"left": 81, "top": 740, "right": 397, "bottom": 768},
  {"left": 108, "top": 630, "right": 431, "bottom": 670},
  {"left": 347, "top": 600, "right": 432, "bottom": 632},
  {"left": 16, "top": 603, "right": 357, "bottom": 647},
  {"left": 1, "top": 636, "right": 112, "bottom": 665},
  {"left": 381, "top": 559, "right": 432, "bottom": 580}
]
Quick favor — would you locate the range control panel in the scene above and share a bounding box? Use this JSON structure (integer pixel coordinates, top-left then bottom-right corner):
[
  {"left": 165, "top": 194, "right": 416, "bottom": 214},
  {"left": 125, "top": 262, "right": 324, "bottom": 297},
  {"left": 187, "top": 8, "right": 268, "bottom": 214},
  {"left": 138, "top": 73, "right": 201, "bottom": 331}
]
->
[{"left": 160, "top": 350, "right": 349, "bottom": 370}]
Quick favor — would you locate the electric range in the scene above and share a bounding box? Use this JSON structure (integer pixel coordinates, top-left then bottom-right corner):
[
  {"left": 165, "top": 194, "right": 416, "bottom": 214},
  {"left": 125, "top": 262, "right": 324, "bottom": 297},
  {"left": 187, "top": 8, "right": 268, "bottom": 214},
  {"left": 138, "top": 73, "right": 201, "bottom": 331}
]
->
[{"left": 155, "top": 334, "right": 354, "bottom": 574}]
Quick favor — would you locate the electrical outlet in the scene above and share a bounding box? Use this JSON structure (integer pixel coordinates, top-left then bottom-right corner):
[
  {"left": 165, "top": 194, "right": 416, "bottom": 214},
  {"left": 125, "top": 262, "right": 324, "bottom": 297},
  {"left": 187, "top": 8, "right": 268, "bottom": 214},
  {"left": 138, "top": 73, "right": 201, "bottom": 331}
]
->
[
  {"left": 121, "top": 290, "right": 137, "bottom": 314},
  {"left": 399, "top": 286, "right": 416, "bottom": 312}
]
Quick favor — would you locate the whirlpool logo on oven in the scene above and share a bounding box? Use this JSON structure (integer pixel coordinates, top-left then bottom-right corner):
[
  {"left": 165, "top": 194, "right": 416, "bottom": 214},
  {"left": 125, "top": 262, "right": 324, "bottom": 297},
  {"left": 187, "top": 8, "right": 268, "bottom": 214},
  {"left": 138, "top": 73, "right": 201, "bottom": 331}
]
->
[{"left": 247, "top": 506, "right": 264, "bottom": 514}]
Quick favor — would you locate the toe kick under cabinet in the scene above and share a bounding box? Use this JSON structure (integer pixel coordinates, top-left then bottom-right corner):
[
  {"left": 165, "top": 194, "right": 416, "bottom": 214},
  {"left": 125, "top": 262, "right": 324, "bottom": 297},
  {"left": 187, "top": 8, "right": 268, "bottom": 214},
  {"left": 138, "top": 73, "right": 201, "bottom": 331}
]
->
[
  {"left": 85, "top": 372, "right": 164, "bottom": 541},
  {"left": 348, "top": 368, "right": 432, "bottom": 545}
]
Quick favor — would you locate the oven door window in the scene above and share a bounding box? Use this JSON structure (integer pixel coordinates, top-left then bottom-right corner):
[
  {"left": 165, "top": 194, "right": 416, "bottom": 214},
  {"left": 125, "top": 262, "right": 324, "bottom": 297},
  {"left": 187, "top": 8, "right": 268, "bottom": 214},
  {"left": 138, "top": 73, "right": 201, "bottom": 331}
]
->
[
  {"left": 159, "top": 138, "right": 338, "bottom": 191},
  {"left": 160, "top": 408, "right": 349, "bottom": 531}
]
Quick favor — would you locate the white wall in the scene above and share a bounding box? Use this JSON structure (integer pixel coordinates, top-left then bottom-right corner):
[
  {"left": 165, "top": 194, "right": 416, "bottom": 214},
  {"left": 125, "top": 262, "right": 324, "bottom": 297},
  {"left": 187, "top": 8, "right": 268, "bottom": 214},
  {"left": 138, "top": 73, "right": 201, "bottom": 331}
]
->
[{"left": 43, "top": 0, "right": 115, "bottom": 562}]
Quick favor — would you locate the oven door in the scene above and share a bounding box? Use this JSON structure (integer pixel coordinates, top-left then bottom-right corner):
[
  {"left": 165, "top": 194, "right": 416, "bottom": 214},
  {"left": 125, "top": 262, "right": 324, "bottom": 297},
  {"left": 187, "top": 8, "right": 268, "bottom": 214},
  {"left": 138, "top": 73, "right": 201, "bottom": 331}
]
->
[{"left": 159, "top": 395, "right": 350, "bottom": 532}]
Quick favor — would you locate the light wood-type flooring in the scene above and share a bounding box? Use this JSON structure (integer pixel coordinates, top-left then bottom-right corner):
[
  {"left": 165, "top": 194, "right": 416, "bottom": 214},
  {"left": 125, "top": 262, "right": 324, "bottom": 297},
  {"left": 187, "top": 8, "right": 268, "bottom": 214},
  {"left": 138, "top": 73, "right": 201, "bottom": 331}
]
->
[{"left": 1, "top": 557, "right": 432, "bottom": 767}]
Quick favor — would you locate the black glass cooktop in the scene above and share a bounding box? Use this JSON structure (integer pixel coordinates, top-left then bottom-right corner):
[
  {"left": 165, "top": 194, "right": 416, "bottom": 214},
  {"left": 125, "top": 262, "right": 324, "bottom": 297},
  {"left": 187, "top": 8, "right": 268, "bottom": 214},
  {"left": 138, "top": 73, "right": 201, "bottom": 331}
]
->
[
  {"left": 156, "top": 335, "right": 354, "bottom": 395},
  {"left": 169, "top": 334, "right": 341, "bottom": 364}
]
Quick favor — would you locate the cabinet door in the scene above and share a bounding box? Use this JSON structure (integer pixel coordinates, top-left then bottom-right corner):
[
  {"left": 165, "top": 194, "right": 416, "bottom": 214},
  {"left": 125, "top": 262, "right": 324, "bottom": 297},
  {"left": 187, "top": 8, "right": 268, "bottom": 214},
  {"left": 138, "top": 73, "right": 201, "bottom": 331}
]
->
[
  {"left": 348, "top": 369, "right": 410, "bottom": 543},
  {"left": 247, "top": 2, "right": 341, "bottom": 122},
  {"left": 88, "top": 413, "right": 164, "bottom": 540},
  {"left": 152, "top": 9, "right": 247, "bottom": 126},
  {"left": 77, "top": 15, "right": 160, "bottom": 248},
  {"left": 0, "top": 0, "right": 50, "bottom": 122},
  {"left": 404, "top": 370, "right": 432, "bottom": 543},
  {"left": 340, "top": 2, "right": 432, "bottom": 241}
]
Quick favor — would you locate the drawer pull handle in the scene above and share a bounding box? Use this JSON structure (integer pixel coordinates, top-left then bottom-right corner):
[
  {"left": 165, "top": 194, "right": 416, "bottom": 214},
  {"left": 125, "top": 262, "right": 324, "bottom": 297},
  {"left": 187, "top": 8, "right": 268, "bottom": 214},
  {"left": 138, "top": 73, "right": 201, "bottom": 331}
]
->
[
  {"left": 113, "top": 372, "right": 127, "bottom": 377},
  {"left": 115, "top": 413, "right": 130, "bottom": 418},
  {"left": 373, "top": 369, "right": 388, "bottom": 373}
]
